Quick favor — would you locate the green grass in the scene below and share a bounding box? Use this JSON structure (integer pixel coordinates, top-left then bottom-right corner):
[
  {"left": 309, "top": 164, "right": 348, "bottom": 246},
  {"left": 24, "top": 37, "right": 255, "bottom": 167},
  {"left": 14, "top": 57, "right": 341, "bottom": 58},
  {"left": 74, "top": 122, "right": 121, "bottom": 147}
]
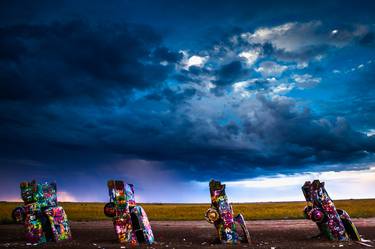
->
[{"left": 1, "top": 199, "right": 375, "bottom": 224}]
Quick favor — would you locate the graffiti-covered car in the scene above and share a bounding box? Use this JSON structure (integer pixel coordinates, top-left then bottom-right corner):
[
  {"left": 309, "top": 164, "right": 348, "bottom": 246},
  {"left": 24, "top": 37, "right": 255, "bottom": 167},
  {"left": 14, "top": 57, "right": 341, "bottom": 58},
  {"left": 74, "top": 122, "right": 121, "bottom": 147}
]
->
[
  {"left": 104, "top": 180, "right": 154, "bottom": 245},
  {"left": 12, "top": 180, "right": 72, "bottom": 244},
  {"left": 302, "top": 180, "right": 360, "bottom": 241},
  {"left": 205, "top": 179, "right": 251, "bottom": 244}
]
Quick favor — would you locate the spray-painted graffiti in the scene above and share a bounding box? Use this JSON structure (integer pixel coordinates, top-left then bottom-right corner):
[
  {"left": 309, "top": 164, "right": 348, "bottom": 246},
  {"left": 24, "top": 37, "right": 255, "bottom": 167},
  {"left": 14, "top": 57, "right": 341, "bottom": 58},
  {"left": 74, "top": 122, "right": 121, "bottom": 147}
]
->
[
  {"left": 302, "top": 180, "right": 360, "bottom": 241},
  {"left": 104, "top": 180, "right": 154, "bottom": 245},
  {"left": 205, "top": 179, "right": 251, "bottom": 244},
  {"left": 12, "top": 180, "right": 72, "bottom": 244}
]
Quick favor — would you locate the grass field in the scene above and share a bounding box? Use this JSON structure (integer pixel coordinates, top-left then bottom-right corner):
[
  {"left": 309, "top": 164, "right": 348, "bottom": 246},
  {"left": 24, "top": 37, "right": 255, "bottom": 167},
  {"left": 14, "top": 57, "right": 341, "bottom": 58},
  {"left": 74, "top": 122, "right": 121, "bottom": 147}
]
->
[{"left": 1, "top": 199, "right": 375, "bottom": 224}]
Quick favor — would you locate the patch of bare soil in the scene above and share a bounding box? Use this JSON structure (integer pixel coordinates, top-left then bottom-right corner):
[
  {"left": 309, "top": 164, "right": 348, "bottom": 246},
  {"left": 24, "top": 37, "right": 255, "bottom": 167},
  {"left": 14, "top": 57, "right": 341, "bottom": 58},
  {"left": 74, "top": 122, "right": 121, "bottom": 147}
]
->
[{"left": 1, "top": 219, "right": 374, "bottom": 249}]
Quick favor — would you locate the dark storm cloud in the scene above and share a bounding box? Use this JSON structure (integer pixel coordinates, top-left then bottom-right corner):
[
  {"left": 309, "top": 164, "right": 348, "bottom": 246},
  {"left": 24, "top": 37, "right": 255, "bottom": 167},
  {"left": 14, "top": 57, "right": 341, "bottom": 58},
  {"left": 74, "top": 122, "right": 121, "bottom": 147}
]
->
[
  {"left": 0, "top": 20, "right": 173, "bottom": 103},
  {"left": 151, "top": 47, "right": 183, "bottom": 63},
  {"left": 58, "top": 94, "right": 375, "bottom": 172},
  {"left": 1, "top": 0, "right": 375, "bottom": 187},
  {"left": 145, "top": 87, "right": 197, "bottom": 105},
  {"left": 209, "top": 60, "right": 251, "bottom": 96},
  {"left": 214, "top": 61, "right": 248, "bottom": 86},
  {"left": 245, "top": 96, "right": 375, "bottom": 162}
]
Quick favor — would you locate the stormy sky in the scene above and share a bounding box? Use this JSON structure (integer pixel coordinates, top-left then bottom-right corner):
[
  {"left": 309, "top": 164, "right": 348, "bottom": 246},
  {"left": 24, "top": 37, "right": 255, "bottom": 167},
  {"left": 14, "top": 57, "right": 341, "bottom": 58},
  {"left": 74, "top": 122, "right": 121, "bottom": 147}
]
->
[{"left": 1, "top": 0, "right": 375, "bottom": 202}]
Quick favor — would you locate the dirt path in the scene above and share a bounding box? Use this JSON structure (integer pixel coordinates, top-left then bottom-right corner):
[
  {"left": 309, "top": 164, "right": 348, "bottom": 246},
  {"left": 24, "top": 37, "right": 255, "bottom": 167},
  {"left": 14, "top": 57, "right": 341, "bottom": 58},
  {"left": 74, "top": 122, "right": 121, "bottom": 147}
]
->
[{"left": 1, "top": 219, "right": 375, "bottom": 249}]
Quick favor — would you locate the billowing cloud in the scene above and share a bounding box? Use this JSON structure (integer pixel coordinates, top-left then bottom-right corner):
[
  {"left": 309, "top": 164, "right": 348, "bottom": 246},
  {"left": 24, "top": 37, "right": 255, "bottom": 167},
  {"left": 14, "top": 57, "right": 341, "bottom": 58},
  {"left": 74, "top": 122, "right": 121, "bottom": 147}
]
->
[
  {"left": 1, "top": 1, "right": 375, "bottom": 202},
  {"left": 238, "top": 48, "right": 261, "bottom": 66},
  {"left": 185, "top": 55, "right": 209, "bottom": 68},
  {"left": 1, "top": 19, "right": 374, "bottom": 179},
  {"left": 292, "top": 74, "right": 321, "bottom": 88},
  {"left": 255, "top": 61, "right": 288, "bottom": 77},
  {"left": 239, "top": 21, "right": 368, "bottom": 53}
]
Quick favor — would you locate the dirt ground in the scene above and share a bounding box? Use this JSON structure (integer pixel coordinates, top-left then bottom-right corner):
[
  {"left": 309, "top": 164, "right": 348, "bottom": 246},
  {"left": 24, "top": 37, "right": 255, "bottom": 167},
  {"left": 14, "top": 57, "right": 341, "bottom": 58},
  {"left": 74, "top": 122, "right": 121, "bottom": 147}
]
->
[{"left": 1, "top": 219, "right": 374, "bottom": 249}]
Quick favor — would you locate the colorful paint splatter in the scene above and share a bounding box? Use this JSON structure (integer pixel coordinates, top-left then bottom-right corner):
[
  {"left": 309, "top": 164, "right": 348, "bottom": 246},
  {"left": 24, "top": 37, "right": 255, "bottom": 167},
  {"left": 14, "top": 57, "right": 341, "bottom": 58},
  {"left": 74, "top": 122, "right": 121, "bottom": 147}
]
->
[
  {"left": 104, "top": 180, "right": 154, "bottom": 245},
  {"left": 45, "top": 206, "right": 72, "bottom": 241},
  {"left": 12, "top": 180, "right": 72, "bottom": 244},
  {"left": 205, "top": 179, "right": 251, "bottom": 244},
  {"left": 302, "top": 180, "right": 360, "bottom": 241}
]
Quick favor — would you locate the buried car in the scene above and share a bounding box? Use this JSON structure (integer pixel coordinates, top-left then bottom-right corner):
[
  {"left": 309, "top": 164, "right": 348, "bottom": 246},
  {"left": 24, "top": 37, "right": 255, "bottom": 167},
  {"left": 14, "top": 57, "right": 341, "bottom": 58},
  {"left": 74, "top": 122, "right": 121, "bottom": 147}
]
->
[
  {"left": 302, "top": 179, "right": 361, "bottom": 241},
  {"left": 104, "top": 180, "right": 154, "bottom": 245},
  {"left": 205, "top": 179, "right": 251, "bottom": 244},
  {"left": 12, "top": 180, "right": 72, "bottom": 244}
]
